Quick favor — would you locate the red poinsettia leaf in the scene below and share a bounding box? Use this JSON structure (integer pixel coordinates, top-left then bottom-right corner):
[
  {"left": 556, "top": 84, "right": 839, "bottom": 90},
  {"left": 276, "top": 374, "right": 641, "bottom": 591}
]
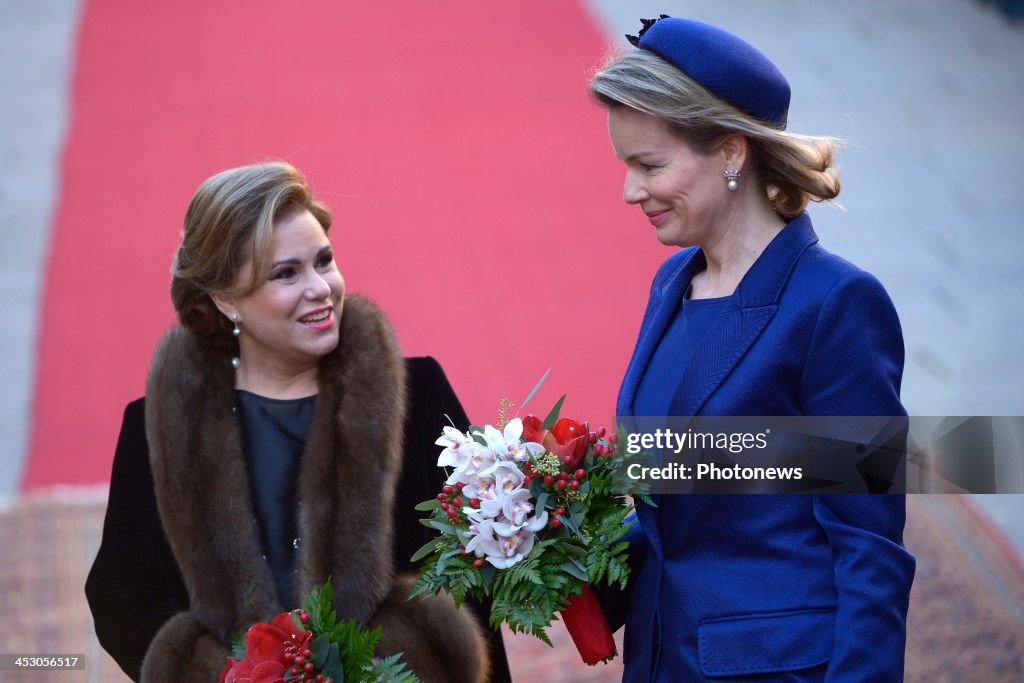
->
[
  {"left": 219, "top": 658, "right": 253, "bottom": 683},
  {"left": 244, "top": 622, "right": 289, "bottom": 663},
  {"left": 270, "top": 611, "right": 307, "bottom": 640},
  {"left": 217, "top": 658, "right": 238, "bottom": 683},
  {"left": 249, "top": 659, "right": 287, "bottom": 683}
]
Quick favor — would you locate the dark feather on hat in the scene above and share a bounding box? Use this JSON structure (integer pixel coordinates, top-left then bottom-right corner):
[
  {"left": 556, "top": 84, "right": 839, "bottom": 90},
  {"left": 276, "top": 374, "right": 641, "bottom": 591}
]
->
[{"left": 626, "top": 14, "right": 670, "bottom": 47}]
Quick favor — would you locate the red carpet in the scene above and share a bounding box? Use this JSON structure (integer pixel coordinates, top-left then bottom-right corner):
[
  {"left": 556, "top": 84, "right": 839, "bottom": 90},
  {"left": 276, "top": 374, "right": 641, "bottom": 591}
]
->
[{"left": 24, "top": 0, "right": 665, "bottom": 489}]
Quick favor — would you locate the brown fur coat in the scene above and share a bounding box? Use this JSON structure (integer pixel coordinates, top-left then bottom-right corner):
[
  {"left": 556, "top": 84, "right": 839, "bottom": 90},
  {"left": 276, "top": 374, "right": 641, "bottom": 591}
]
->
[{"left": 139, "top": 296, "right": 488, "bottom": 682}]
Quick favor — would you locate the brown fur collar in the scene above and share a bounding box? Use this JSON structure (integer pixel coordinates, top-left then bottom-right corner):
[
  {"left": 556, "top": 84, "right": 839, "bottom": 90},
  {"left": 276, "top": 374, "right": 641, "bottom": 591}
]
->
[{"left": 145, "top": 295, "right": 407, "bottom": 641}]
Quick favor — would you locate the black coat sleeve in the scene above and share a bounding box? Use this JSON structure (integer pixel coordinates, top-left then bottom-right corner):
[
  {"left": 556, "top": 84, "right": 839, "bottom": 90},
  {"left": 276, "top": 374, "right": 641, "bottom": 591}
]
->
[
  {"left": 398, "top": 357, "right": 512, "bottom": 683},
  {"left": 84, "top": 399, "right": 191, "bottom": 682}
]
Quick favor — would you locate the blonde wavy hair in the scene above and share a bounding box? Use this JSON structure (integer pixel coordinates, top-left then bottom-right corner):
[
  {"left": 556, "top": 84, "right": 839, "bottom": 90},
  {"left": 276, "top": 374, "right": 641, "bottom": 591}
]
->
[
  {"left": 590, "top": 49, "right": 840, "bottom": 218},
  {"left": 170, "top": 161, "right": 332, "bottom": 341}
]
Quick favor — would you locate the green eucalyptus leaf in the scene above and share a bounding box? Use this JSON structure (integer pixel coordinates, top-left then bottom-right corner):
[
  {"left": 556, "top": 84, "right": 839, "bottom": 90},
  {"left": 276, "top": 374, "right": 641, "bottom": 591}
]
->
[
  {"left": 560, "top": 543, "right": 588, "bottom": 560},
  {"left": 560, "top": 560, "right": 589, "bottom": 581},
  {"left": 309, "top": 633, "right": 331, "bottom": 669},
  {"left": 409, "top": 539, "right": 439, "bottom": 563},
  {"left": 322, "top": 643, "right": 345, "bottom": 682},
  {"left": 428, "top": 520, "right": 459, "bottom": 534},
  {"left": 414, "top": 498, "right": 441, "bottom": 512}
]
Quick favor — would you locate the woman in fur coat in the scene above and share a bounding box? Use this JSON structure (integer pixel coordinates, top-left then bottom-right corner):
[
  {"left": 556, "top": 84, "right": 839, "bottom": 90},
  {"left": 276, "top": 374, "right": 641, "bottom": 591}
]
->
[{"left": 85, "top": 161, "right": 508, "bottom": 683}]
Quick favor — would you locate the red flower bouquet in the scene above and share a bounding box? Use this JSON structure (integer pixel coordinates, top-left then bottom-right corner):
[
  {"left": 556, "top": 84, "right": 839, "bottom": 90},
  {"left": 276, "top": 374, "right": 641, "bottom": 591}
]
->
[
  {"left": 411, "top": 395, "right": 652, "bottom": 665},
  {"left": 218, "top": 581, "right": 417, "bottom": 683}
]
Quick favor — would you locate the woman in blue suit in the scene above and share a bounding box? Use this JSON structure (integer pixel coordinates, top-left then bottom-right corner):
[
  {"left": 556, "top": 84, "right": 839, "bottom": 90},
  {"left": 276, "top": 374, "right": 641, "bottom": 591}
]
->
[{"left": 589, "top": 17, "right": 915, "bottom": 682}]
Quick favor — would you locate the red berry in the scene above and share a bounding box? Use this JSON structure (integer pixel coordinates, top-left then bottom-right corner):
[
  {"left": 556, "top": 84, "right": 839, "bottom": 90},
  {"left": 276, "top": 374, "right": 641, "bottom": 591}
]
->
[
  {"left": 470, "top": 498, "right": 480, "bottom": 508},
  {"left": 292, "top": 666, "right": 302, "bottom": 675},
  {"left": 305, "top": 663, "right": 314, "bottom": 672},
  {"left": 597, "top": 427, "right": 607, "bottom": 438},
  {"left": 303, "top": 649, "right": 312, "bottom": 658},
  {"left": 317, "top": 676, "right": 325, "bottom": 683},
  {"left": 554, "top": 507, "right": 565, "bottom": 517},
  {"left": 564, "top": 455, "right": 574, "bottom": 466},
  {"left": 550, "top": 519, "right": 562, "bottom": 529},
  {"left": 442, "top": 485, "right": 453, "bottom": 495},
  {"left": 543, "top": 475, "right": 554, "bottom": 486},
  {"left": 441, "top": 502, "right": 450, "bottom": 511},
  {"left": 473, "top": 558, "right": 484, "bottom": 568},
  {"left": 556, "top": 480, "right": 567, "bottom": 491},
  {"left": 284, "top": 651, "right": 295, "bottom": 662},
  {"left": 436, "top": 492, "right": 446, "bottom": 502},
  {"left": 570, "top": 480, "right": 580, "bottom": 491},
  {"left": 295, "top": 655, "right": 305, "bottom": 666},
  {"left": 299, "top": 610, "right": 310, "bottom": 624},
  {"left": 453, "top": 497, "right": 462, "bottom": 507},
  {"left": 447, "top": 509, "right": 459, "bottom": 520},
  {"left": 523, "top": 475, "right": 532, "bottom": 485},
  {"left": 609, "top": 433, "right": 619, "bottom": 444},
  {"left": 558, "top": 471, "right": 568, "bottom": 481},
  {"left": 575, "top": 469, "right": 587, "bottom": 480},
  {"left": 455, "top": 482, "right": 465, "bottom": 492},
  {"left": 589, "top": 432, "right": 597, "bottom": 444}
]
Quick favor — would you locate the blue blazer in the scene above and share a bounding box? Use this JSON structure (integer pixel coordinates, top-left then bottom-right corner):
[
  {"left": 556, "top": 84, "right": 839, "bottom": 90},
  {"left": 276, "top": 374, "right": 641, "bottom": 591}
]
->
[{"left": 615, "top": 213, "right": 915, "bottom": 682}]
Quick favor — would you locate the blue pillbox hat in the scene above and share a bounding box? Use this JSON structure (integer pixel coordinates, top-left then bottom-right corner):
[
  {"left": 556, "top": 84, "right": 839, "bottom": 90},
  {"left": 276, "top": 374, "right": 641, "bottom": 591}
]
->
[{"left": 633, "top": 16, "right": 791, "bottom": 129}]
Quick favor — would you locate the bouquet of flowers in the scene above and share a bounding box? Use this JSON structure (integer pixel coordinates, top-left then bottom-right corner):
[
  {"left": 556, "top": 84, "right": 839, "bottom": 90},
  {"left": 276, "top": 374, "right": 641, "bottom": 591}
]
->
[
  {"left": 218, "top": 580, "right": 418, "bottom": 683},
  {"left": 411, "top": 395, "right": 650, "bottom": 665}
]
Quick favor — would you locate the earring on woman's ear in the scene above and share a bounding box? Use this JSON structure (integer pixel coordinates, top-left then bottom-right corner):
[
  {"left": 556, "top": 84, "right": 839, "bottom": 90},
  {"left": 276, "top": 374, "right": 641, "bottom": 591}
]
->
[
  {"left": 231, "top": 313, "right": 241, "bottom": 369},
  {"left": 723, "top": 168, "right": 740, "bottom": 191}
]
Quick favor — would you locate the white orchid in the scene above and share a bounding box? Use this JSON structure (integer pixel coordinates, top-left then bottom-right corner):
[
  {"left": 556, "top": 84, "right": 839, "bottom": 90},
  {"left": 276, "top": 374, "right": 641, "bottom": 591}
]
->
[
  {"left": 501, "top": 488, "right": 537, "bottom": 527},
  {"left": 462, "top": 475, "right": 497, "bottom": 504},
  {"left": 435, "top": 426, "right": 474, "bottom": 469},
  {"left": 444, "top": 441, "right": 496, "bottom": 486},
  {"left": 486, "top": 524, "right": 539, "bottom": 569},
  {"left": 464, "top": 513, "right": 543, "bottom": 569},
  {"left": 472, "top": 462, "right": 526, "bottom": 519},
  {"left": 474, "top": 418, "right": 545, "bottom": 463}
]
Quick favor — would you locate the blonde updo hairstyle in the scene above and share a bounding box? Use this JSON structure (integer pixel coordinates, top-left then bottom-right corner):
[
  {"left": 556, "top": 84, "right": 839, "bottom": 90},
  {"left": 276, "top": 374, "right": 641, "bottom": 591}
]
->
[
  {"left": 590, "top": 49, "right": 840, "bottom": 218},
  {"left": 171, "top": 161, "right": 332, "bottom": 344}
]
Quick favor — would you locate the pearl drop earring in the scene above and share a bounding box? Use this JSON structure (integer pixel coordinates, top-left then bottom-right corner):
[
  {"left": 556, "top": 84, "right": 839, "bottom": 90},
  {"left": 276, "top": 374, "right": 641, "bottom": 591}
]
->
[
  {"left": 231, "top": 313, "right": 241, "bottom": 369},
  {"left": 723, "top": 168, "right": 740, "bottom": 191}
]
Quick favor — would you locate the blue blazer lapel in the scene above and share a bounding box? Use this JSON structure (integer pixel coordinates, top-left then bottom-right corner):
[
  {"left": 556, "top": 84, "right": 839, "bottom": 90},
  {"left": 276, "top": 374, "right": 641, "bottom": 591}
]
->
[
  {"left": 617, "top": 248, "right": 704, "bottom": 417},
  {"left": 668, "top": 213, "right": 820, "bottom": 416}
]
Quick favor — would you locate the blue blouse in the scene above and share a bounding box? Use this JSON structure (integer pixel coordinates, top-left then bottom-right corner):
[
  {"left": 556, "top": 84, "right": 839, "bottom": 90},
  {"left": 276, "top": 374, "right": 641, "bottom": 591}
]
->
[{"left": 632, "top": 286, "right": 729, "bottom": 416}]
